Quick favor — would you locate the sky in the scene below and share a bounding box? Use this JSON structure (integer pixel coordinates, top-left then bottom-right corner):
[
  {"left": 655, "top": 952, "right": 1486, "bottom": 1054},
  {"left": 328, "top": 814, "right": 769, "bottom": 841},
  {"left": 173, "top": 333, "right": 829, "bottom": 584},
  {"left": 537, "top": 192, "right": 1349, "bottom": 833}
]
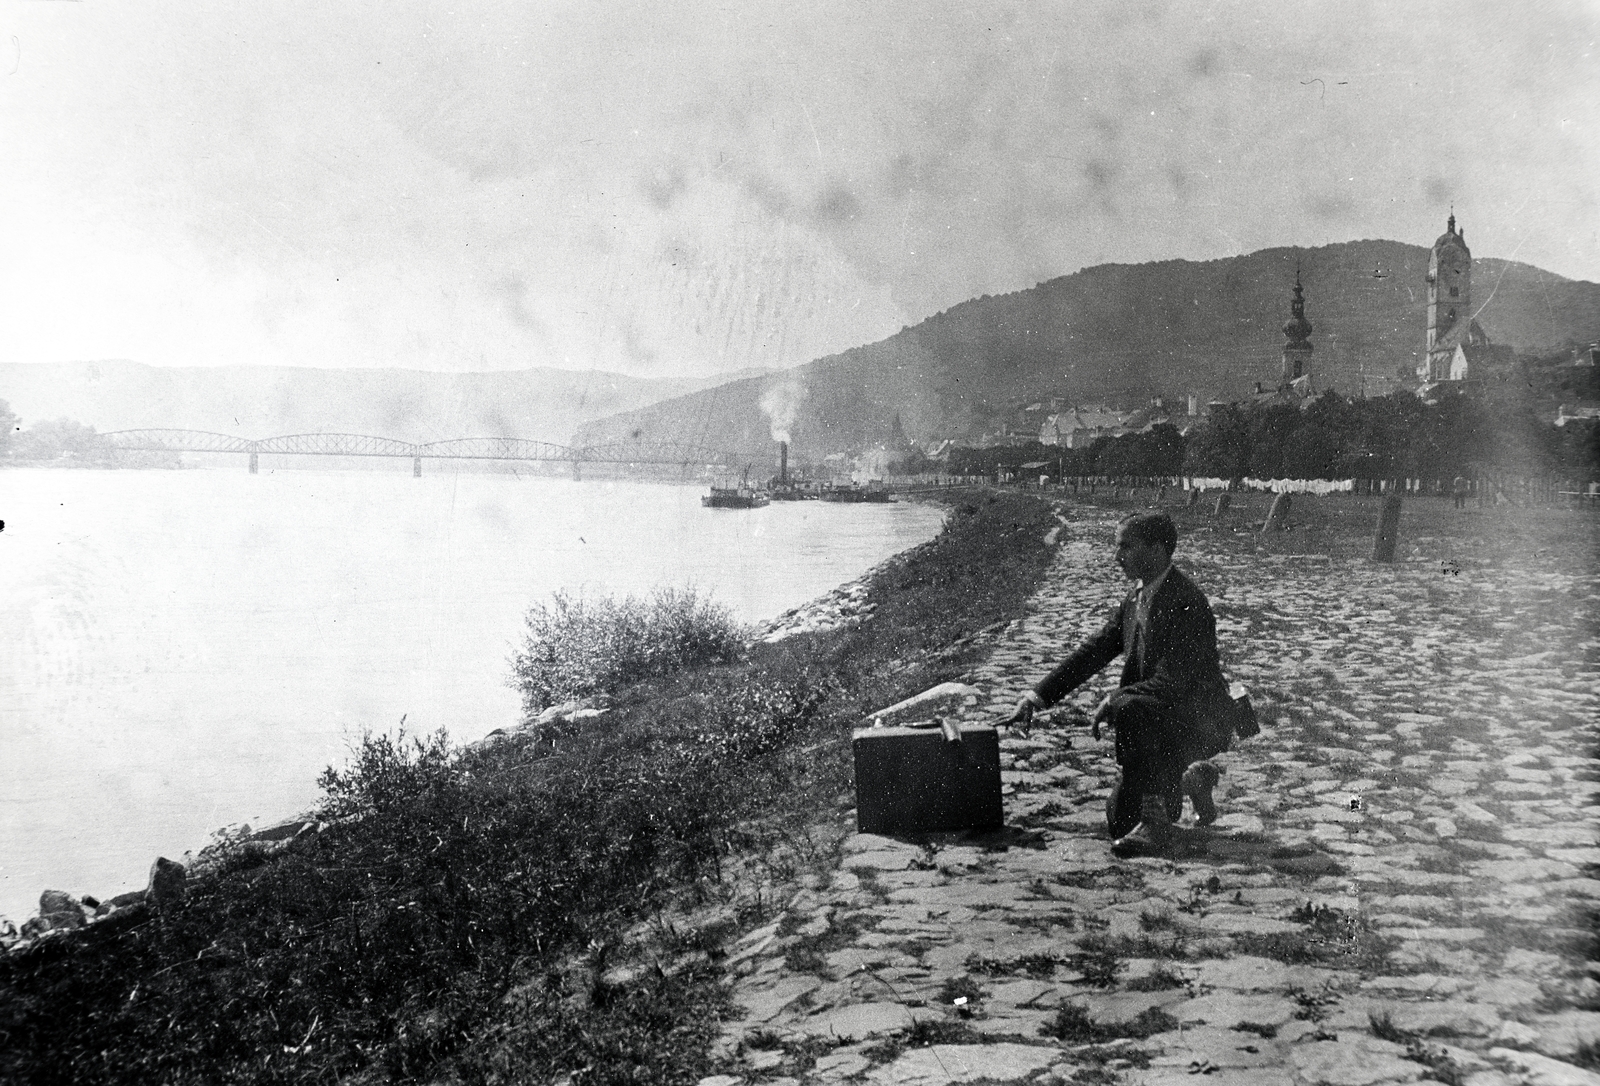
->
[{"left": 1, "top": 0, "right": 1596, "bottom": 379}]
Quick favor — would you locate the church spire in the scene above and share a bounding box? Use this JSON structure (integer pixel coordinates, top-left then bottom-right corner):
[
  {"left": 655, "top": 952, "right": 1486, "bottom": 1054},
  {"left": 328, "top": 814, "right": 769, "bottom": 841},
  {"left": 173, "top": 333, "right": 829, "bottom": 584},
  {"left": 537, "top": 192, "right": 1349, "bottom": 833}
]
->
[{"left": 1281, "top": 267, "right": 1314, "bottom": 383}]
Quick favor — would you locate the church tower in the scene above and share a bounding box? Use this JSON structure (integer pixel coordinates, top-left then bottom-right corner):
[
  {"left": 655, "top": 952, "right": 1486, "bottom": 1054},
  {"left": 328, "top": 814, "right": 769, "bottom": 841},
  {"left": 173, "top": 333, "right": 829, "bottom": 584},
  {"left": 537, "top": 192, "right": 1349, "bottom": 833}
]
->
[
  {"left": 1422, "top": 212, "right": 1474, "bottom": 382},
  {"left": 1280, "top": 269, "right": 1314, "bottom": 383}
]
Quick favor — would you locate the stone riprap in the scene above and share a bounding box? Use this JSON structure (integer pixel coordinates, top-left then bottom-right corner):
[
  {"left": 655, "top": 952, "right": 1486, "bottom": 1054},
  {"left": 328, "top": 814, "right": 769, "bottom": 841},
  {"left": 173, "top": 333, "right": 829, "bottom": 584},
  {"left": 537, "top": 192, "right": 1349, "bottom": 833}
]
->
[{"left": 698, "top": 501, "right": 1599, "bottom": 1085}]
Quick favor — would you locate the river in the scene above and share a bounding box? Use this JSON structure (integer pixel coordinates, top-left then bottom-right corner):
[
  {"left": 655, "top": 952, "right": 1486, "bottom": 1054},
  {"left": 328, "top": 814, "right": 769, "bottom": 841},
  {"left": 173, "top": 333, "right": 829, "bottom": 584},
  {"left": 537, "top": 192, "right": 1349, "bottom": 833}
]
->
[{"left": 0, "top": 466, "right": 945, "bottom": 922}]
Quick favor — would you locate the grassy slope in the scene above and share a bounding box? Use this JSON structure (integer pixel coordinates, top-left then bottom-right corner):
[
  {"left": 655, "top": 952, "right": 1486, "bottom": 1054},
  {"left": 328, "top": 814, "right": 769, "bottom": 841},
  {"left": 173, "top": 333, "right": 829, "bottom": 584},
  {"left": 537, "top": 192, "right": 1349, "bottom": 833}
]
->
[{"left": 0, "top": 491, "right": 1058, "bottom": 1086}]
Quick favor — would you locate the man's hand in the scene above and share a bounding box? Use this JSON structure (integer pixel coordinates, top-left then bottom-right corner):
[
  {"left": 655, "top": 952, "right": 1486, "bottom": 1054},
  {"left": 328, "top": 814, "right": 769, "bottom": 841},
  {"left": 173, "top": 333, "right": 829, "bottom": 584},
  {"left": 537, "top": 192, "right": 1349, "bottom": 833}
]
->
[
  {"left": 1005, "top": 697, "right": 1036, "bottom": 738},
  {"left": 1090, "top": 695, "right": 1113, "bottom": 742}
]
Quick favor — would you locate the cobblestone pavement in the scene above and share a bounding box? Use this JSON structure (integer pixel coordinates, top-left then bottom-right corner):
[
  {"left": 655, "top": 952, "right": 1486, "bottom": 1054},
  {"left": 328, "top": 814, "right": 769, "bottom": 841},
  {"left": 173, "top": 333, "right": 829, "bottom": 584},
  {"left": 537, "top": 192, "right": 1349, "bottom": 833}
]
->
[{"left": 697, "top": 500, "right": 1600, "bottom": 1086}]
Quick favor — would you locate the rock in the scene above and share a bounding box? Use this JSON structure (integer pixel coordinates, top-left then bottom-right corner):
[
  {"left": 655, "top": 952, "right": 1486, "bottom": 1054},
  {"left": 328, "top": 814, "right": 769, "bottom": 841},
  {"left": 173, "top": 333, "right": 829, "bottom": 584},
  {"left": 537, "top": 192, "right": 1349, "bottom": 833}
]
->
[
  {"left": 867, "top": 1042, "right": 1062, "bottom": 1085},
  {"left": 841, "top": 834, "right": 923, "bottom": 872},
  {"left": 1290, "top": 1037, "right": 1423, "bottom": 1084},
  {"left": 1530, "top": 1010, "right": 1600, "bottom": 1061},
  {"left": 1146, "top": 1024, "right": 1287, "bottom": 1071},
  {"left": 813, "top": 1049, "right": 872, "bottom": 1077},
  {"left": 38, "top": 890, "right": 86, "bottom": 930},
  {"left": 1361, "top": 974, "right": 1463, "bottom": 997},
  {"left": 18, "top": 917, "right": 52, "bottom": 940},
  {"left": 1380, "top": 1000, "right": 1505, "bottom": 1037},
  {"left": 796, "top": 1001, "right": 919, "bottom": 1040},
  {"left": 1174, "top": 992, "right": 1299, "bottom": 1029},
  {"left": 983, "top": 978, "right": 1060, "bottom": 1011},
  {"left": 1201, "top": 913, "right": 1307, "bottom": 935},
  {"left": 535, "top": 700, "right": 580, "bottom": 725},
  {"left": 1488, "top": 1047, "right": 1600, "bottom": 1086},
  {"left": 106, "top": 890, "right": 147, "bottom": 910},
  {"left": 1062, "top": 989, "right": 1189, "bottom": 1025},
  {"left": 249, "top": 819, "right": 316, "bottom": 843},
  {"left": 745, "top": 1047, "right": 784, "bottom": 1070},
  {"left": 147, "top": 857, "right": 187, "bottom": 910},
  {"left": 738, "top": 976, "right": 821, "bottom": 1022},
  {"left": 1189, "top": 955, "right": 1343, "bottom": 994}
]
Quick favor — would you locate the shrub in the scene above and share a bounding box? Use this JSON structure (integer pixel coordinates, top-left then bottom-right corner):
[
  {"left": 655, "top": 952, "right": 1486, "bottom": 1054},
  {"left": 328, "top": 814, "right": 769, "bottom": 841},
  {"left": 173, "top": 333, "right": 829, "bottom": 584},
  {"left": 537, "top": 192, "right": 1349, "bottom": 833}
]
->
[
  {"left": 508, "top": 587, "right": 745, "bottom": 716},
  {"left": 317, "top": 725, "right": 455, "bottom": 818}
]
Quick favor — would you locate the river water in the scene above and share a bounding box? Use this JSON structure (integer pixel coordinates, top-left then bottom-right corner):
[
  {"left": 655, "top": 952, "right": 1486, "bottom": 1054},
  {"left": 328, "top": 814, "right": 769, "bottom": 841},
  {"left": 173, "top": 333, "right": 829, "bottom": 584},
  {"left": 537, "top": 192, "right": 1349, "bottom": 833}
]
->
[{"left": 0, "top": 466, "right": 945, "bottom": 922}]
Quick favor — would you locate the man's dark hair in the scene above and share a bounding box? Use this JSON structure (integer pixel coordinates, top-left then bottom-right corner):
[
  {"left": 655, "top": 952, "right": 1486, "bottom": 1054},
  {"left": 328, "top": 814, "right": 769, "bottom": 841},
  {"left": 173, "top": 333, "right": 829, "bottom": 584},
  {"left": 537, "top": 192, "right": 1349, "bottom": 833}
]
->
[{"left": 1119, "top": 511, "right": 1178, "bottom": 555}]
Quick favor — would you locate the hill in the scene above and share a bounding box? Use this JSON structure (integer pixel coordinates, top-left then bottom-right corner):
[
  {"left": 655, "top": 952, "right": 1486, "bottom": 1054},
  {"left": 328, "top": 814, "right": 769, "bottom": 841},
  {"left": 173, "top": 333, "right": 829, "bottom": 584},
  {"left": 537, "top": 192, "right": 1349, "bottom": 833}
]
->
[
  {"left": 0, "top": 362, "right": 764, "bottom": 445},
  {"left": 572, "top": 239, "right": 1600, "bottom": 461}
]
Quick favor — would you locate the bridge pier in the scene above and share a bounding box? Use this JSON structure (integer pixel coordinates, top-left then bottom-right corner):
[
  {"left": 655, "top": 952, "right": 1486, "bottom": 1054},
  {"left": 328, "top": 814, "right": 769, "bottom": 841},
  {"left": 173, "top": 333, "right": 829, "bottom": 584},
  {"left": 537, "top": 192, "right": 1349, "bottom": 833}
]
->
[
  {"left": 249, "top": 452, "right": 258, "bottom": 474},
  {"left": 572, "top": 459, "right": 582, "bottom": 481},
  {"left": 413, "top": 456, "right": 422, "bottom": 478}
]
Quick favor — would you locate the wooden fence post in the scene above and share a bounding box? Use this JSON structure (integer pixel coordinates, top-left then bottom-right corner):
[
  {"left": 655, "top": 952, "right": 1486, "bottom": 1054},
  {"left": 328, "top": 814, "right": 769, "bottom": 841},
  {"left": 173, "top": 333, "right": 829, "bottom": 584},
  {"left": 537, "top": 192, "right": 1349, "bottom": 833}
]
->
[
  {"left": 1262, "top": 492, "right": 1292, "bottom": 533},
  {"left": 1372, "top": 493, "right": 1403, "bottom": 562}
]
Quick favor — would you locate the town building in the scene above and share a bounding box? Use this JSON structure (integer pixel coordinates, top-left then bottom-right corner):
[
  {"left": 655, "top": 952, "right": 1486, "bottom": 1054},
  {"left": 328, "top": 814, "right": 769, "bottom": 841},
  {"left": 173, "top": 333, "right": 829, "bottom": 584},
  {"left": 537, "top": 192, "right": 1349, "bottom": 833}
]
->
[
  {"left": 1038, "top": 405, "right": 1128, "bottom": 448},
  {"left": 1416, "top": 213, "right": 1512, "bottom": 390}
]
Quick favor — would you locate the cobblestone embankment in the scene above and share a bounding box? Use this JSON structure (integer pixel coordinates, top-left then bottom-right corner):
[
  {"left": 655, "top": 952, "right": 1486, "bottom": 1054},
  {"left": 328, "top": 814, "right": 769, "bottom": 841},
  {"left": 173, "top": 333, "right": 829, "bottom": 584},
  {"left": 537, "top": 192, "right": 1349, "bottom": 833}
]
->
[{"left": 696, "top": 501, "right": 1600, "bottom": 1086}]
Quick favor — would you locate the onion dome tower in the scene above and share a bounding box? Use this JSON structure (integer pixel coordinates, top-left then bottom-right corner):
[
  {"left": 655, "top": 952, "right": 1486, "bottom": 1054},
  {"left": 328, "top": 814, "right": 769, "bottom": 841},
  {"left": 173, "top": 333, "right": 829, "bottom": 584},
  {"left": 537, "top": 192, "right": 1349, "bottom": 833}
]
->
[{"left": 1281, "top": 269, "right": 1314, "bottom": 382}]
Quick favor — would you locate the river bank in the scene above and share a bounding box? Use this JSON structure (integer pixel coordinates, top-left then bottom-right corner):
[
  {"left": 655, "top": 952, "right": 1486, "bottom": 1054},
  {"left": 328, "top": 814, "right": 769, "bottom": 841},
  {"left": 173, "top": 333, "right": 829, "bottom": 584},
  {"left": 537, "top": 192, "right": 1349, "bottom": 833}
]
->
[
  {"left": 0, "top": 489, "right": 1060, "bottom": 1084},
  {"left": 0, "top": 469, "right": 946, "bottom": 925}
]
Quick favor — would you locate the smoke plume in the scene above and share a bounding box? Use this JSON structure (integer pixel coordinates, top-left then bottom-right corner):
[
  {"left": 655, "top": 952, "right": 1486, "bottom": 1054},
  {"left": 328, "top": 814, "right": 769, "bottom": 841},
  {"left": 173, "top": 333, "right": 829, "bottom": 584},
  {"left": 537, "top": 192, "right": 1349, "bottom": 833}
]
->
[{"left": 759, "top": 377, "right": 807, "bottom": 445}]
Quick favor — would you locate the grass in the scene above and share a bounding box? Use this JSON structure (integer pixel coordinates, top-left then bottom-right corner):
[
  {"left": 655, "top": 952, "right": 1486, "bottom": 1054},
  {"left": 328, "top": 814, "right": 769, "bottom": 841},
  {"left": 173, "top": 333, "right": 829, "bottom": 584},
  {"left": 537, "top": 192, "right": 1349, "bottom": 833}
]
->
[
  {"left": 1232, "top": 1021, "right": 1279, "bottom": 1039},
  {"left": 937, "top": 974, "right": 986, "bottom": 1007},
  {"left": 861, "top": 1017, "right": 982, "bottom": 1065},
  {"left": 964, "top": 952, "right": 1064, "bottom": 979},
  {"left": 1040, "top": 1003, "right": 1179, "bottom": 1044},
  {"left": 1075, "top": 932, "right": 1190, "bottom": 968},
  {"left": 0, "top": 490, "right": 1062, "bottom": 1086},
  {"left": 1125, "top": 964, "right": 1187, "bottom": 992}
]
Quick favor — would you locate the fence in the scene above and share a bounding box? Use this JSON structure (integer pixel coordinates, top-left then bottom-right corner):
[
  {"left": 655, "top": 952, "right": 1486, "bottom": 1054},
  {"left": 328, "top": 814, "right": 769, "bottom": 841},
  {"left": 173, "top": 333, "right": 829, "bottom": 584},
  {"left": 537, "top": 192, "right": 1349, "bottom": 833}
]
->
[{"left": 875, "top": 472, "right": 1594, "bottom": 504}]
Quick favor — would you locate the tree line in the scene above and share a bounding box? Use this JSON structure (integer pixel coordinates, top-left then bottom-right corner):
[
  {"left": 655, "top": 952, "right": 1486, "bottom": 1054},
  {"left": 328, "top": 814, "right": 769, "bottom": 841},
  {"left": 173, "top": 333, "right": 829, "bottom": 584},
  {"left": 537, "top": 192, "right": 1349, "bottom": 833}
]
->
[
  {"left": 934, "top": 389, "right": 1598, "bottom": 482},
  {"left": 0, "top": 400, "right": 111, "bottom": 462}
]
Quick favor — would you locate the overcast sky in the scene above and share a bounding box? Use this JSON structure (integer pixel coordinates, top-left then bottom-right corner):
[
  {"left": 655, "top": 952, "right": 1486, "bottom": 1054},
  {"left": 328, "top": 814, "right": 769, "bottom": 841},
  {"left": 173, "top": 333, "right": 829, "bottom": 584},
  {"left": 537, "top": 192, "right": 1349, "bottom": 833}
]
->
[{"left": 1, "top": 0, "right": 1595, "bottom": 378}]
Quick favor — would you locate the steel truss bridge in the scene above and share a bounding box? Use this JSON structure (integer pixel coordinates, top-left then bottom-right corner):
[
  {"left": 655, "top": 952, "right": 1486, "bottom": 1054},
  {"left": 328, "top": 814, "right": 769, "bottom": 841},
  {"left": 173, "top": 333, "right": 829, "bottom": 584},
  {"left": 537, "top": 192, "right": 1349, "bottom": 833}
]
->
[{"left": 102, "top": 430, "right": 771, "bottom": 477}]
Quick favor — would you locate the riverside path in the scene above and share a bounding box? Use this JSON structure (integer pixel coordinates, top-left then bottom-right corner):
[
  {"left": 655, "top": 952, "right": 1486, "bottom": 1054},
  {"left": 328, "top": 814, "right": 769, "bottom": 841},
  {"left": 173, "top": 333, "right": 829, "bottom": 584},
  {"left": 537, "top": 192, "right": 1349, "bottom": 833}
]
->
[{"left": 696, "top": 500, "right": 1599, "bottom": 1086}]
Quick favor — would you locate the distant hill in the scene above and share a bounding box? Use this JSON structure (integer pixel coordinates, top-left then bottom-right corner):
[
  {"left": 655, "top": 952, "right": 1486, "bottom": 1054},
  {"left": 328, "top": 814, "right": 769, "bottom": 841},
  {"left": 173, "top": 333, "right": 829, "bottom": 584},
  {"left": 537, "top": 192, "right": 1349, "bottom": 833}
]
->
[
  {"left": 572, "top": 239, "right": 1600, "bottom": 460},
  {"left": 0, "top": 362, "right": 769, "bottom": 445}
]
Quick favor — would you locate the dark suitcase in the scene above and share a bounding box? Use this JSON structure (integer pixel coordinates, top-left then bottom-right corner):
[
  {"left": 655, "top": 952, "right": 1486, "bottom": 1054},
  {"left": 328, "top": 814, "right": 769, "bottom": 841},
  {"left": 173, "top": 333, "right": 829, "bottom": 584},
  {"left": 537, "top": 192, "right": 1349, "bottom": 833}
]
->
[{"left": 851, "top": 723, "right": 1003, "bottom": 836}]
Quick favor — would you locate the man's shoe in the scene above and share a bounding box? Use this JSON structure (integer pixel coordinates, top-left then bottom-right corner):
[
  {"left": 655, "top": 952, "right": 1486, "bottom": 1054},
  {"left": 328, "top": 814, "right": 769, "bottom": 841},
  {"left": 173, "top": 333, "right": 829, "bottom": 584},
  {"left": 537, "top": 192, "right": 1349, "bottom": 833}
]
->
[
  {"left": 1182, "top": 761, "right": 1221, "bottom": 826},
  {"left": 1112, "top": 795, "right": 1174, "bottom": 857}
]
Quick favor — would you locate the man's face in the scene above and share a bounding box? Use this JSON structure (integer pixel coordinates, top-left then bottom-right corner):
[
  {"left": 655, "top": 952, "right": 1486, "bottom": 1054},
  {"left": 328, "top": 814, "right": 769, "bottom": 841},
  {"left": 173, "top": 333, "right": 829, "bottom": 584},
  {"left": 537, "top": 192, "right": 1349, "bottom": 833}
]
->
[{"left": 1113, "top": 525, "right": 1166, "bottom": 583}]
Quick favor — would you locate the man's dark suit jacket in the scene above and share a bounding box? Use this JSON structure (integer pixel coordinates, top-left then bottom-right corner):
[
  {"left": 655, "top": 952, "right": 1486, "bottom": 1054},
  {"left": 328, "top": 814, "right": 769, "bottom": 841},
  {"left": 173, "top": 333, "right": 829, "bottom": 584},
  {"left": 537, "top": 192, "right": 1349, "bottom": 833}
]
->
[{"left": 1032, "top": 564, "right": 1234, "bottom": 759}]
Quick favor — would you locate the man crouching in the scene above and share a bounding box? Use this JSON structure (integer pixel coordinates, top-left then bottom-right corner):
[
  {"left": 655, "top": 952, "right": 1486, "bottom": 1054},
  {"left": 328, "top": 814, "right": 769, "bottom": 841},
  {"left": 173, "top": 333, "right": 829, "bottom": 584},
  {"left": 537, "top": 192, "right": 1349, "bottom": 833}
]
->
[{"left": 1009, "top": 511, "right": 1234, "bottom": 857}]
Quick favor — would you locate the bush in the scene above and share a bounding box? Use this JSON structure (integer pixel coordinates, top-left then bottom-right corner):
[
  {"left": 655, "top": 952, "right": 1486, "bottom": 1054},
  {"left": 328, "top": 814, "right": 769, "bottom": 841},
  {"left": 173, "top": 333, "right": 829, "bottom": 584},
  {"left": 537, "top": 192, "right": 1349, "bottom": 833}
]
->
[
  {"left": 317, "top": 725, "right": 454, "bottom": 818},
  {"left": 508, "top": 587, "right": 745, "bottom": 717}
]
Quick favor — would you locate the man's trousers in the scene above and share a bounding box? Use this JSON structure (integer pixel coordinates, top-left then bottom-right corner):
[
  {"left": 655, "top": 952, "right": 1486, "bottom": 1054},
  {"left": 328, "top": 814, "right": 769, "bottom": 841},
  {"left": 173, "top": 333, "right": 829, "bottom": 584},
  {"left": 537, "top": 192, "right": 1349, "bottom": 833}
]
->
[{"left": 1106, "top": 694, "right": 1192, "bottom": 837}]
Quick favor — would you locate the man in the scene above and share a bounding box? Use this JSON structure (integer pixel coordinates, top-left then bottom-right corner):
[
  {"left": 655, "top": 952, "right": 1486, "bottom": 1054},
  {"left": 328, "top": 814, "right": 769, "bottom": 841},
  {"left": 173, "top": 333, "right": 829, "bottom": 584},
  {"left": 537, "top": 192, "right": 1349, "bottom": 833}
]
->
[{"left": 1008, "top": 512, "right": 1235, "bottom": 857}]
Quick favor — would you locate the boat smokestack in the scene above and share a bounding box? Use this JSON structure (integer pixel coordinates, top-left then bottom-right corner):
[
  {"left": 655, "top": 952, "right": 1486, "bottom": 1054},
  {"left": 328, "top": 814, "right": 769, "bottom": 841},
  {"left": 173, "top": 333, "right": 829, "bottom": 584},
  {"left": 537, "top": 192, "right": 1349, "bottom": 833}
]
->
[{"left": 780, "top": 441, "right": 788, "bottom": 485}]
